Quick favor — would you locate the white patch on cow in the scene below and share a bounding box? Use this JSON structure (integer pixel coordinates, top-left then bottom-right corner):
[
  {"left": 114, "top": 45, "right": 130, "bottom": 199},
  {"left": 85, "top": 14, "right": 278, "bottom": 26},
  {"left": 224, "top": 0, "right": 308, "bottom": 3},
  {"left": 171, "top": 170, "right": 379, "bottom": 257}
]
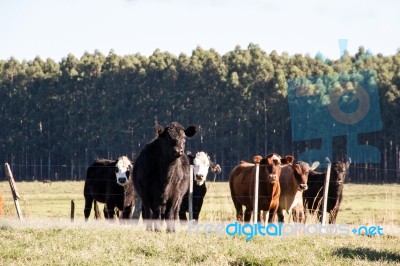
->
[
  {"left": 193, "top": 152, "right": 210, "bottom": 186},
  {"left": 271, "top": 154, "right": 282, "bottom": 163},
  {"left": 116, "top": 156, "right": 132, "bottom": 186}
]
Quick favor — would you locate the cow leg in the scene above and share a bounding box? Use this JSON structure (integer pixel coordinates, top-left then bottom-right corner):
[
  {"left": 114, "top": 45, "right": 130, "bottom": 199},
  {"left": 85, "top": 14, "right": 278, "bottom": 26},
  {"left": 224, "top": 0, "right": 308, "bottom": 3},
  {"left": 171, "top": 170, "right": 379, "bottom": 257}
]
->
[
  {"left": 268, "top": 209, "right": 276, "bottom": 223},
  {"left": 103, "top": 205, "right": 108, "bottom": 219},
  {"left": 132, "top": 196, "right": 142, "bottom": 224},
  {"left": 236, "top": 207, "right": 244, "bottom": 222},
  {"left": 105, "top": 199, "right": 116, "bottom": 219},
  {"left": 329, "top": 205, "right": 340, "bottom": 224},
  {"left": 277, "top": 207, "right": 285, "bottom": 223},
  {"left": 84, "top": 196, "right": 93, "bottom": 221},
  {"left": 143, "top": 205, "right": 153, "bottom": 231},
  {"left": 94, "top": 200, "right": 101, "bottom": 219},
  {"left": 178, "top": 209, "right": 187, "bottom": 224},
  {"left": 193, "top": 195, "right": 205, "bottom": 222},
  {"left": 152, "top": 205, "right": 162, "bottom": 232},
  {"left": 122, "top": 204, "right": 132, "bottom": 219},
  {"left": 166, "top": 197, "right": 182, "bottom": 233},
  {"left": 244, "top": 207, "right": 252, "bottom": 223}
]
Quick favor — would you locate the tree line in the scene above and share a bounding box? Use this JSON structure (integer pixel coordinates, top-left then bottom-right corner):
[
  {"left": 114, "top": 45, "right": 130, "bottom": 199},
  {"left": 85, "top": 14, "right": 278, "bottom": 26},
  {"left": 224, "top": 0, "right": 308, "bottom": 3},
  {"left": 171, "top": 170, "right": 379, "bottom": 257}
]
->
[{"left": 0, "top": 44, "right": 399, "bottom": 183}]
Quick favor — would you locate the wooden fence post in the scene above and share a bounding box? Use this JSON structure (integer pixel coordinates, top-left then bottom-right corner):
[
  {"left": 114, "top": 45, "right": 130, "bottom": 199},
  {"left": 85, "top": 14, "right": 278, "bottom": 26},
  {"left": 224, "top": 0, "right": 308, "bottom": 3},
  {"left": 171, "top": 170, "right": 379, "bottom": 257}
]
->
[
  {"left": 70, "top": 200, "right": 75, "bottom": 222},
  {"left": 321, "top": 157, "right": 331, "bottom": 225},
  {"left": 4, "top": 163, "right": 23, "bottom": 221}
]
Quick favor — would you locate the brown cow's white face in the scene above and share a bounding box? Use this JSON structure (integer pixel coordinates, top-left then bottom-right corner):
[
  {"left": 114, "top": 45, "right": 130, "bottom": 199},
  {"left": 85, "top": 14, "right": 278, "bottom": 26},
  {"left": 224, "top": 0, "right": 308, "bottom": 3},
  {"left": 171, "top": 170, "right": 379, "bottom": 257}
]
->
[
  {"left": 115, "top": 156, "right": 132, "bottom": 186},
  {"left": 265, "top": 153, "right": 282, "bottom": 184}
]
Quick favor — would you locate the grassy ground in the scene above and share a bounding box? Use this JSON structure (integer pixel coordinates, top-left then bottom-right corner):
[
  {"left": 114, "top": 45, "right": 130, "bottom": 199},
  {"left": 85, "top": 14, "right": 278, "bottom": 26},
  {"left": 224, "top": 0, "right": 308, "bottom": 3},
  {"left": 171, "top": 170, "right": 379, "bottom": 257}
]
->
[{"left": 0, "top": 181, "right": 399, "bottom": 265}]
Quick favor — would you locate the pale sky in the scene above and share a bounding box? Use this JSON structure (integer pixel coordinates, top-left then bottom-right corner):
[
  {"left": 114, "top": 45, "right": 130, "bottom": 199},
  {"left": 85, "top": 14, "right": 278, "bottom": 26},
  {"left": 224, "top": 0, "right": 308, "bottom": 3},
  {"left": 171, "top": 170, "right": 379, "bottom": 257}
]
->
[{"left": 1, "top": 0, "right": 399, "bottom": 62}]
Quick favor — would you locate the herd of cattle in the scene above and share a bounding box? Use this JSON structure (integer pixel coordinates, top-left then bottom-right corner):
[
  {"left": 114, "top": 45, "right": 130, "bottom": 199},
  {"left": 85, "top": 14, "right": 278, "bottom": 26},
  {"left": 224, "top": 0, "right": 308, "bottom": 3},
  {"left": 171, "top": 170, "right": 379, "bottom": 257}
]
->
[{"left": 83, "top": 122, "right": 351, "bottom": 232}]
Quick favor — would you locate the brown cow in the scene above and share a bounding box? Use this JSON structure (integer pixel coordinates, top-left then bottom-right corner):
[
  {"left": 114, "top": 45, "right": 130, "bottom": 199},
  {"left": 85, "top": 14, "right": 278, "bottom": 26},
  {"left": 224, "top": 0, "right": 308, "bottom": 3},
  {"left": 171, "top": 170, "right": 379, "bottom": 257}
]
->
[
  {"left": 276, "top": 160, "right": 319, "bottom": 223},
  {"left": 229, "top": 153, "right": 292, "bottom": 224}
]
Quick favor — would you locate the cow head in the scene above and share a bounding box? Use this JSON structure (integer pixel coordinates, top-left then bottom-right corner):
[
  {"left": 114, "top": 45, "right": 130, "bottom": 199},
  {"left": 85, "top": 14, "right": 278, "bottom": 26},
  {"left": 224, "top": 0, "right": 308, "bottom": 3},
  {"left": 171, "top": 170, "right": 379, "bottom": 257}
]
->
[
  {"left": 115, "top": 156, "right": 133, "bottom": 186},
  {"left": 257, "top": 153, "right": 283, "bottom": 184},
  {"left": 190, "top": 151, "right": 221, "bottom": 186},
  {"left": 292, "top": 160, "right": 319, "bottom": 191},
  {"left": 331, "top": 158, "right": 351, "bottom": 186},
  {"left": 158, "top": 122, "right": 197, "bottom": 160}
]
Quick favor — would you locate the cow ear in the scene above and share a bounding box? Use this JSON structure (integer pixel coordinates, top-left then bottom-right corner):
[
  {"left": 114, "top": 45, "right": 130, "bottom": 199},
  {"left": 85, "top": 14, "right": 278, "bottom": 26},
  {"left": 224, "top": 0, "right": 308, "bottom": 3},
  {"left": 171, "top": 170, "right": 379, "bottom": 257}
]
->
[
  {"left": 253, "top": 155, "right": 263, "bottom": 164},
  {"left": 310, "top": 161, "right": 320, "bottom": 170},
  {"left": 154, "top": 125, "right": 164, "bottom": 136},
  {"left": 186, "top": 151, "right": 195, "bottom": 160},
  {"left": 185, "top": 125, "right": 197, "bottom": 137},
  {"left": 211, "top": 163, "right": 222, "bottom": 174},
  {"left": 281, "top": 155, "right": 294, "bottom": 165},
  {"left": 346, "top": 157, "right": 351, "bottom": 168}
]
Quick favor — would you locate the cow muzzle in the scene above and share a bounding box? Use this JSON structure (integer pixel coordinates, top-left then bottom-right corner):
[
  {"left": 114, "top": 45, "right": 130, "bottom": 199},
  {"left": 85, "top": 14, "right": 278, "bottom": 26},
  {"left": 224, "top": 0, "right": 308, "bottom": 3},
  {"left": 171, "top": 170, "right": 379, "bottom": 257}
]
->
[
  {"left": 298, "top": 184, "right": 308, "bottom": 191},
  {"left": 269, "top": 174, "right": 277, "bottom": 184},
  {"left": 195, "top": 174, "right": 203, "bottom": 181},
  {"left": 117, "top": 177, "right": 127, "bottom": 185},
  {"left": 173, "top": 147, "right": 184, "bottom": 157},
  {"left": 195, "top": 174, "right": 205, "bottom": 185}
]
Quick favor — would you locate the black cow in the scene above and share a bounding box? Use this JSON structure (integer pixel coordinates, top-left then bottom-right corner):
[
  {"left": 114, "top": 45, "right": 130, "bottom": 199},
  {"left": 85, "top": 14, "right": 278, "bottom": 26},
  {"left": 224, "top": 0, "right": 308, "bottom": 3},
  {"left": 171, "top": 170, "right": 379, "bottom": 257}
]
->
[
  {"left": 84, "top": 156, "right": 134, "bottom": 220},
  {"left": 179, "top": 151, "right": 222, "bottom": 223},
  {"left": 302, "top": 158, "right": 351, "bottom": 224},
  {"left": 133, "top": 122, "right": 197, "bottom": 232}
]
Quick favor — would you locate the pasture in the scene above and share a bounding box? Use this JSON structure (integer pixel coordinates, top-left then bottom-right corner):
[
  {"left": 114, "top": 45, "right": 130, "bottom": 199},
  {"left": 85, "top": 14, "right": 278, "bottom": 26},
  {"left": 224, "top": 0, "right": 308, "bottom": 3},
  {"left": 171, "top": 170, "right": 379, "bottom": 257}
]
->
[{"left": 0, "top": 181, "right": 400, "bottom": 265}]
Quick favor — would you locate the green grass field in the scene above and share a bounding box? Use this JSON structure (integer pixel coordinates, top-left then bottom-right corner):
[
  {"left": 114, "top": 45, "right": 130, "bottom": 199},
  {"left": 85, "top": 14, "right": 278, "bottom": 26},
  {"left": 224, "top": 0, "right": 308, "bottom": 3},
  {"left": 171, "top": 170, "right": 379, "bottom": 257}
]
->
[{"left": 0, "top": 181, "right": 399, "bottom": 265}]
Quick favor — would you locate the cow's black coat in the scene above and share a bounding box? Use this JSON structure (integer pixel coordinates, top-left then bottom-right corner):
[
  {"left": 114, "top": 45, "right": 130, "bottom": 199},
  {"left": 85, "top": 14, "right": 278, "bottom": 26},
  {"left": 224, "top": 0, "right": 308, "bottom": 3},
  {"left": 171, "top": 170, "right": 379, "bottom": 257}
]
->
[
  {"left": 83, "top": 157, "right": 134, "bottom": 220},
  {"left": 303, "top": 159, "right": 351, "bottom": 223},
  {"left": 179, "top": 152, "right": 221, "bottom": 222},
  {"left": 133, "top": 122, "right": 196, "bottom": 232}
]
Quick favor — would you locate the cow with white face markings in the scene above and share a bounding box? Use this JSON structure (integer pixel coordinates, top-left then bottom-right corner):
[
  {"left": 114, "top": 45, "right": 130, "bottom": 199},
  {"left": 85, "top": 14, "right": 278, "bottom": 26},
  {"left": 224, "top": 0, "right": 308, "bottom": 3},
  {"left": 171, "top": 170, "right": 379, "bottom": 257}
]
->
[
  {"left": 179, "top": 151, "right": 222, "bottom": 223},
  {"left": 84, "top": 156, "right": 134, "bottom": 220}
]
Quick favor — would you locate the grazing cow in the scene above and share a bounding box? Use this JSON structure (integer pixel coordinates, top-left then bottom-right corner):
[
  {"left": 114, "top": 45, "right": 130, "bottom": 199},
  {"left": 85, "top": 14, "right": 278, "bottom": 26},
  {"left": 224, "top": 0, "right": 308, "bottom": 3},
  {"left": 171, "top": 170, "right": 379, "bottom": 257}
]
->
[
  {"left": 303, "top": 159, "right": 351, "bottom": 223},
  {"left": 179, "top": 151, "right": 222, "bottom": 222},
  {"left": 133, "top": 122, "right": 197, "bottom": 232},
  {"left": 42, "top": 179, "right": 52, "bottom": 185},
  {"left": 83, "top": 156, "right": 134, "bottom": 220},
  {"left": 229, "top": 154, "right": 292, "bottom": 223},
  {"left": 277, "top": 160, "right": 319, "bottom": 223}
]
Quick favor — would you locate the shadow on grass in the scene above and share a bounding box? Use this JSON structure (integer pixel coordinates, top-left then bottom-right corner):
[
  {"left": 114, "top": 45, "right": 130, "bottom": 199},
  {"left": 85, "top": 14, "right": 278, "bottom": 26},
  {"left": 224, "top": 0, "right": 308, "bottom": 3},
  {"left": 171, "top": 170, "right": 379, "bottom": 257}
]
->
[{"left": 332, "top": 247, "right": 400, "bottom": 263}]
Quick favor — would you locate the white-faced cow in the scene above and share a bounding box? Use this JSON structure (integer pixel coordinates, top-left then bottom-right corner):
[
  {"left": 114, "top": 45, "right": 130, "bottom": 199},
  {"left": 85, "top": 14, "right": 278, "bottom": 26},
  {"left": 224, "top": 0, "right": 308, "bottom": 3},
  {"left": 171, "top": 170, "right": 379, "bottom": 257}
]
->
[
  {"left": 133, "top": 122, "right": 197, "bottom": 232},
  {"left": 179, "top": 151, "right": 222, "bottom": 223},
  {"left": 84, "top": 156, "right": 134, "bottom": 220},
  {"left": 276, "top": 160, "right": 319, "bottom": 223},
  {"left": 302, "top": 159, "right": 351, "bottom": 224}
]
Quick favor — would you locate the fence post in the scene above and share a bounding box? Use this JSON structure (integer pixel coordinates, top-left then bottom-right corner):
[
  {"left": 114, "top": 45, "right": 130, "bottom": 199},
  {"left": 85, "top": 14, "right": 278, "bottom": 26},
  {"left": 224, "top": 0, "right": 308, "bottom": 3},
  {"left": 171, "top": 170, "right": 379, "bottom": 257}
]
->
[
  {"left": 70, "top": 200, "right": 75, "bottom": 222},
  {"left": 4, "top": 163, "right": 23, "bottom": 221},
  {"left": 321, "top": 157, "right": 331, "bottom": 225},
  {"left": 253, "top": 159, "right": 260, "bottom": 224},
  {"left": 189, "top": 165, "right": 194, "bottom": 221}
]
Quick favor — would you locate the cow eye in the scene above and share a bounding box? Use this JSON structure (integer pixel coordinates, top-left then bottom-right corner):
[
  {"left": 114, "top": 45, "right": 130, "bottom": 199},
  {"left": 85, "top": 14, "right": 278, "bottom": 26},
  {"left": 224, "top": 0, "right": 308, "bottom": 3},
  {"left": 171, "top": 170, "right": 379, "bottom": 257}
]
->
[{"left": 115, "top": 167, "right": 119, "bottom": 173}]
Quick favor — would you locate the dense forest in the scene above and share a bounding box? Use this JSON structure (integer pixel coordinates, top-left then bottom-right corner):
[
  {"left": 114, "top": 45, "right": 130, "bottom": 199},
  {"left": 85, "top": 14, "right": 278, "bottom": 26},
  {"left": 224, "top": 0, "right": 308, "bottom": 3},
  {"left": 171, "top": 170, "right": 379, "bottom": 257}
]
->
[{"left": 0, "top": 44, "right": 399, "bottom": 183}]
